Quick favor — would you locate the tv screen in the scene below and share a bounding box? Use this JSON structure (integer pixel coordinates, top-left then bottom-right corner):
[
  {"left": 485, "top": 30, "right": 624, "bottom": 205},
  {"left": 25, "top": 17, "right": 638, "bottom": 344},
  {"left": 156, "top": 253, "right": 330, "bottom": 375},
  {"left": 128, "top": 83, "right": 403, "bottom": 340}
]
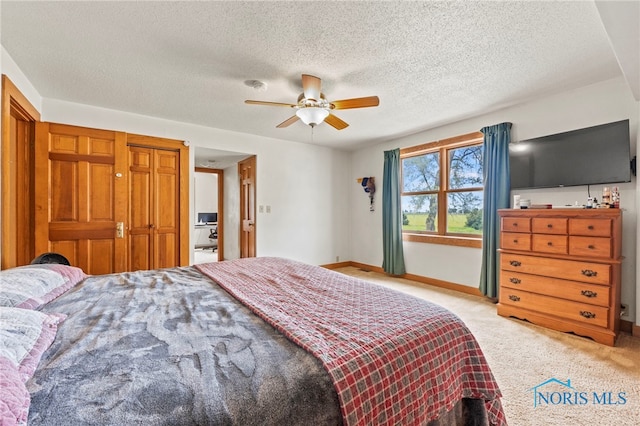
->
[
  {"left": 509, "top": 120, "right": 631, "bottom": 190},
  {"left": 197, "top": 212, "right": 217, "bottom": 224}
]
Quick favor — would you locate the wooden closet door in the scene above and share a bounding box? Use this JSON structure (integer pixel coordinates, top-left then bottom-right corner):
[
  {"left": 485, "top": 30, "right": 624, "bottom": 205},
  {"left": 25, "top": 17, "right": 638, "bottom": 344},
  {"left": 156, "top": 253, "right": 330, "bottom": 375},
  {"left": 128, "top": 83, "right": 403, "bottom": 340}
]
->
[
  {"left": 128, "top": 146, "right": 180, "bottom": 271},
  {"left": 34, "top": 123, "right": 128, "bottom": 274}
]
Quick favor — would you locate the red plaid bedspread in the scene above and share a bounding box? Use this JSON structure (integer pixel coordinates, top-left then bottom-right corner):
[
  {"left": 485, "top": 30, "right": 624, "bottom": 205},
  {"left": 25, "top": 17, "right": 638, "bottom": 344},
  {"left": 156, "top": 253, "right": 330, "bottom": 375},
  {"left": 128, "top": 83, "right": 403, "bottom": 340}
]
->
[{"left": 196, "top": 257, "right": 506, "bottom": 425}]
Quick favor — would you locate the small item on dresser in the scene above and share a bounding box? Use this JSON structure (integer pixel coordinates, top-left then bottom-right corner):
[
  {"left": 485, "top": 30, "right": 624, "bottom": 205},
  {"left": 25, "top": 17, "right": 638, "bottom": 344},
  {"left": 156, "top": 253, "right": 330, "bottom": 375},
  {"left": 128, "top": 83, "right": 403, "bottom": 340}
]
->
[
  {"left": 586, "top": 197, "right": 593, "bottom": 208},
  {"left": 513, "top": 194, "right": 521, "bottom": 209},
  {"left": 612, "top": 186, "right": 620, "bottom": 208},
  {"left": 602, "top": 187, "right": 611, "bottom": 206},
  {"left": 519, "top": 199, "right": 530, "bottom": 209}
]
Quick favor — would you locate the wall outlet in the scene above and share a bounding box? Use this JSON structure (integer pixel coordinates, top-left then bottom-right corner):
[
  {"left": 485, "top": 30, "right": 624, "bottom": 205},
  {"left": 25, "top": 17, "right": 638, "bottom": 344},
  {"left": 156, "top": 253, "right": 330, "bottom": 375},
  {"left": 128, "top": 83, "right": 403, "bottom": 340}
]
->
[{"left": 620, "top": 303, "right": 628, "bottom": 317}]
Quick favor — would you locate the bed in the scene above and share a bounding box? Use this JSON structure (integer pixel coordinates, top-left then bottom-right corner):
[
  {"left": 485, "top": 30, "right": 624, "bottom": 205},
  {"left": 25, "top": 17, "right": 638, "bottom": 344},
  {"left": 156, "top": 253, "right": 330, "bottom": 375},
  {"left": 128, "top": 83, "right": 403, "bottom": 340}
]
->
[{"left": 1, "top": 257, "right": 506, "bottom": 425}]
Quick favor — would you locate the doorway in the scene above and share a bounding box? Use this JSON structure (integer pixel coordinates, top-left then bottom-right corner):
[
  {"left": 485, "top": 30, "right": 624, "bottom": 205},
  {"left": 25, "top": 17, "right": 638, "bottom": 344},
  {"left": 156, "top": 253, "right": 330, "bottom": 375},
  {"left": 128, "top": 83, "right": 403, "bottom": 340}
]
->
[{"left": 193, "top": 167, "right": 223, "bottom": 263}]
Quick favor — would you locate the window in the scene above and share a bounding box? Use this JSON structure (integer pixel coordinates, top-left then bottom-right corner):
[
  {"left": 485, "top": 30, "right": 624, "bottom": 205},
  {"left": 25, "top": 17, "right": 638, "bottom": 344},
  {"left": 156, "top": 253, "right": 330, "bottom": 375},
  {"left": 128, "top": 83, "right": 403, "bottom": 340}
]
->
[{"left": 400, "top": 132, "right": 484, "bottom": 247}]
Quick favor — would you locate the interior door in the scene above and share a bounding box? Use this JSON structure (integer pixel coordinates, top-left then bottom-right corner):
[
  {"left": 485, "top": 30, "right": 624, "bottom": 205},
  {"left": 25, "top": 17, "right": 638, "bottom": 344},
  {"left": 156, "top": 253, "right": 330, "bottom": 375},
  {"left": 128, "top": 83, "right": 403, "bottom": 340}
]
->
[
  {"left": 128, "top": 146, "right": 180, "bottom": 271},
  {"left": 239, "top": 156, "right": 256, "bottom": 258},
  {"left": 34, "top": 123, "right": 128, "bottom": 274},
  {"left": 1, "top": 75, "right": 40, "bottom": 269}
]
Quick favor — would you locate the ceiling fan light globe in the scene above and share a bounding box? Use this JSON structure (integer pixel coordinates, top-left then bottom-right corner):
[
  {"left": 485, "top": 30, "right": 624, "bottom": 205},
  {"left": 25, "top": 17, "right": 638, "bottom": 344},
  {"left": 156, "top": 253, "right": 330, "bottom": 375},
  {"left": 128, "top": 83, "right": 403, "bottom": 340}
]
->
[{"left": 296, "top": 107, "right": 330, "bottom": 126}]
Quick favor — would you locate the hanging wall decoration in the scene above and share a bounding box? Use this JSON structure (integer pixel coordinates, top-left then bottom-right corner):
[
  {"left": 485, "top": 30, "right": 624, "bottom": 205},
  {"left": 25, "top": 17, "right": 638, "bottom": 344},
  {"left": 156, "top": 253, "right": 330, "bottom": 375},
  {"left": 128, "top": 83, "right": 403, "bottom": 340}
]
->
[{"left": 357, "top": 177, "right": 376, "bottom": 211}]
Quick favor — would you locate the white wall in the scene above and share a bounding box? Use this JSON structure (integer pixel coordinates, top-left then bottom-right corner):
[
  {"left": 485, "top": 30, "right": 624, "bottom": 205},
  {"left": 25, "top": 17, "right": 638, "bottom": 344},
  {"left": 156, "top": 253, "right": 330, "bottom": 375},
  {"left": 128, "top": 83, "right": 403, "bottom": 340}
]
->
[
  {"left": 194, "top": 172, "right": 218, "bottom": 218},
  {"left": 351, "top": 76, "right": 639, "bottom": 323}
]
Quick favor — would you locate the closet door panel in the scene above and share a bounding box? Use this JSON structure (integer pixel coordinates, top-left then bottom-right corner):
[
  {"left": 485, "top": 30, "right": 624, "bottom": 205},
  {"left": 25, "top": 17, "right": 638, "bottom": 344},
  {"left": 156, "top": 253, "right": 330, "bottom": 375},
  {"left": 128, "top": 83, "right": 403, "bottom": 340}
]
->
[
  {"left": 128, "top": 146, "right": 154, "bottom": 271},
  {"left": 34, "top": 123, "right": 127, "bottom": 274}
]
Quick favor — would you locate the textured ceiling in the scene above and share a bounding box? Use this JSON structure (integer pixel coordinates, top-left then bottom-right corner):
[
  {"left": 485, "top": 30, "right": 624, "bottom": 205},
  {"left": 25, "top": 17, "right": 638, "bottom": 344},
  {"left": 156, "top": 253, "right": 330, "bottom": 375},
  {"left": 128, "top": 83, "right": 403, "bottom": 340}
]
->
[{"left": 0, "top": 1, "right": 634, "bottom": 156}]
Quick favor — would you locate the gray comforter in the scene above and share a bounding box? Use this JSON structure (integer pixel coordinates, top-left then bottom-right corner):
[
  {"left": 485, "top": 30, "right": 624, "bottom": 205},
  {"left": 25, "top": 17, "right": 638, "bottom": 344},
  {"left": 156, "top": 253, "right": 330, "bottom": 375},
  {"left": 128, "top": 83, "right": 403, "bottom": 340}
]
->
[{"left": 28, "top": 266, "right": 342, "bottom": 425}]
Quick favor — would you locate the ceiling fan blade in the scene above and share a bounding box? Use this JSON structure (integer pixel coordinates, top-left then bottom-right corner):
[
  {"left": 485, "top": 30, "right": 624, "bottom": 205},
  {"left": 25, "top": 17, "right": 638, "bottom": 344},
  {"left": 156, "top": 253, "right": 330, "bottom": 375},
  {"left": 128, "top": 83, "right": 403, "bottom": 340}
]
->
[
  {"left": 302, "top": 74, "right": 322, "bottom": 101},
  {"left": 331, "top": 96, "right": 380, "bottom": 110},
  {"left": 324, "top": 114, "right": 349, "bottom": 130},
  {"left": 245, "top": 100, "right": 296, "bottom": 108},
  {"left": 276, "top": 115, "right": 300, "bottom": 128}
]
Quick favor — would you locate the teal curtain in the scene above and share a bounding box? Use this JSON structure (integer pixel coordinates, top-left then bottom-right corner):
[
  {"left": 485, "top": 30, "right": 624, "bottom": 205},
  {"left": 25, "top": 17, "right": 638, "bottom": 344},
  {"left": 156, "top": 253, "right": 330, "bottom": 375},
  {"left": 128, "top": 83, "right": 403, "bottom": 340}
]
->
[
  {"left": 382, "top": 149, "right": 406, "bottom": 275},
  {"left": 479, "top": 123, "right": 512, "bottom": 298}
]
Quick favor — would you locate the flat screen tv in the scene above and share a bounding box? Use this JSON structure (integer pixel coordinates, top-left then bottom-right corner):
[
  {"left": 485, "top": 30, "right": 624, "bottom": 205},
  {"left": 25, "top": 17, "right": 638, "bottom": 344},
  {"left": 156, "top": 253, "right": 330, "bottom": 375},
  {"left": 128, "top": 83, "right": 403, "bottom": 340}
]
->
[
  {"left": 197, "top": 212, "right": 217, "bottom": 224},
  {"left": 509, "top": 120, "right": 632, "bottom": 190}
]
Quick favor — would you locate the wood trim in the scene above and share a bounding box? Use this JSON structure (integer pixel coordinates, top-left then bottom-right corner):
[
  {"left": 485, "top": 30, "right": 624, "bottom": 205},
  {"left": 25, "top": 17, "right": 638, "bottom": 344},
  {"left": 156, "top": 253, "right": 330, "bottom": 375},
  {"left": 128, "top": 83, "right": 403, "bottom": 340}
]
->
[
  {"left": 2, "top": 75, "right": 41, "bottom": 269},
  {"left": 324, "top": 261, "right": 483, "bottom": 297},
  {"left": 403, "top": 233, "right": 482, "bottom": 248},
  {"left": 2, "top": 75, "right": 40, "bottom": 120},
  {"left": 400, "top": 131, "right": 483, "bottom": 156},
  {"left": 179, "top": 145, "right": 190, "bottom": 266},
  {"left": 320, "top": 261, "right": 353, "bottom": 269},
  {"left": 633, "top": 323, "right": 640, "bottom": 338},
  {"left": 194, "top": 167, "right": 224, "bottom": 261}
]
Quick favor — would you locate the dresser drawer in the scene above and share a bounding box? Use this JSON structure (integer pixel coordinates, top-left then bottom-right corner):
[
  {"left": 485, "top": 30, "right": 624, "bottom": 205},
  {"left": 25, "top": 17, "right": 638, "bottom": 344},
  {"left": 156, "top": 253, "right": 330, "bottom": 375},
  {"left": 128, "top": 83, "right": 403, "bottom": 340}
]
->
[
  {"left": 569, "top": 236, "right": 612, "bottom": 258},
  {"left": 501, "top": 232, "right": 531, "bottom": 251},
  {"left": 500, "top": 253, "right": 610, "bottom": 285},
  {"left": 499, "top": 271, "right": 610, "bottom": 307},
  {"left": 532, "top": 234, "right": 567, "bottom": 255},
  {"left": 569, "top": 218, "right": 611, "bottom": 237},
  {"left": 500, "top": 288, "right": 609, "bottom": 328},
  {"left": 532, "top": 218, "right": 567, "bottom": 235},
  {"left": 501, "top": 217, "right": 530, "bottom": 233}
]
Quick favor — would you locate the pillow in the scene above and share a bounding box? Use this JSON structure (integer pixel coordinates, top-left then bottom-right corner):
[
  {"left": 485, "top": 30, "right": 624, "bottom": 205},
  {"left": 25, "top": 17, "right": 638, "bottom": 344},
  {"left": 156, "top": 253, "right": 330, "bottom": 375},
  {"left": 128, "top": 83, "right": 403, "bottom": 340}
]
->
[
  {"left": 0, "top": 307, "right": 65, "bottom": 383},
  {"left": 0, "top": 357, "right": 29, "bottom": 426},
  {"left": 0, "top": 264, "right": 86, "bottom": 309}
]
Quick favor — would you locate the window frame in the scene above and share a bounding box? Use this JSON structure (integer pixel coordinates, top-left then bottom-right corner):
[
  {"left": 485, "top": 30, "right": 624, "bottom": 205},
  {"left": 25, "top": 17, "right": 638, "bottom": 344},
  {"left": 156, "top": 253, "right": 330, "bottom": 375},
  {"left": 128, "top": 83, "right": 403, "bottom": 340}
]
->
[{"left": 400, "top": 131, "right": 484, "bottom": 248}]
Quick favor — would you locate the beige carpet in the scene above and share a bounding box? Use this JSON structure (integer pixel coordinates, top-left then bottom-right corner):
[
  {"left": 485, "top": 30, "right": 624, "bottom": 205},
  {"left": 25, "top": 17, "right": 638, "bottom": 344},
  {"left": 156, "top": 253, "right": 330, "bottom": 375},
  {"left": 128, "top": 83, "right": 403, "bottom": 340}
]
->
[{"left": 336, "top": 266, "right": 640, "bottom": 426}]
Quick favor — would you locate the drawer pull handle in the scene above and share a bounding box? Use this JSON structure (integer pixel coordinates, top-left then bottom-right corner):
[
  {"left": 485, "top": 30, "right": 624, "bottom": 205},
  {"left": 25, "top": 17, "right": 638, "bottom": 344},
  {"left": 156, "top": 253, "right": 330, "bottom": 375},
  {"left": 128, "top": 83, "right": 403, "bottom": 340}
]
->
[
  {"left": 513, "top": 239, "right": 518, "bottom": 243},
  {"left": 509, "top": 260, "right": 521, "bottom": 267},
  {"left": 508, "top": 295, "right": 521, "bottom": 302},
  {"left": 513, "top": 223, "right": 518, "bottom": 227},
  {"left": 580, "top": 311, "right": 596, "bottom": 319},
  {"left": 547, "top": 224, "right": 553, "bottom": 228},
  {"left": 509, "top": 277, "right": 521, "bottom": 284},
  {"left": 547, "top": 242, "right": 553, "bottom": 246},
  {"left": 588, "top": 245, "right": 595, "bottom": 249},
  {"left": 581, "top": 290, "right": 598, "bottom": 298},
  {"left": 581, "top": 269, "right": 598, "bottom": 277},
  {"left": 588, "top": 225, "right": 594, "bottom": 230}
]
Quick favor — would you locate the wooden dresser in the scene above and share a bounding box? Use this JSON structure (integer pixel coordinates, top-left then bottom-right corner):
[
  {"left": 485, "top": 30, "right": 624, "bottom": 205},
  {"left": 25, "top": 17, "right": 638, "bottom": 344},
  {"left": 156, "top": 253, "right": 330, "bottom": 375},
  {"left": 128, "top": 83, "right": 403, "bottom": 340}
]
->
[{"left": 497, "top": 208, "right": 622, "bottom": 346}]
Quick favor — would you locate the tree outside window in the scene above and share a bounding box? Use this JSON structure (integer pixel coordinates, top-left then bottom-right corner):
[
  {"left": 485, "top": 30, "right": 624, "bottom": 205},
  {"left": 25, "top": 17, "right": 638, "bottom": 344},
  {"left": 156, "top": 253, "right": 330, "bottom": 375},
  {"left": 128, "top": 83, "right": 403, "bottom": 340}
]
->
[{"left": 400, "top": 132, "right": 484, "bottom": 246}]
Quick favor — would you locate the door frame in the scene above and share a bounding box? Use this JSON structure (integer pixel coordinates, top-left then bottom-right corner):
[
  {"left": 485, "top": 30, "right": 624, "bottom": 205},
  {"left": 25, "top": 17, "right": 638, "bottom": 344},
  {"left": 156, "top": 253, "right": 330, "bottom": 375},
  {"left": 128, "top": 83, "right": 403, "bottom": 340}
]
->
[
  {"left": 238, "top": 155, "right": 257, "bottom": 258},
  {"left": 1, "top": 75, "right": 40, "bottom": 269},
  {"left": 194, "top": 167, "right": 224, "bottom": 261}
]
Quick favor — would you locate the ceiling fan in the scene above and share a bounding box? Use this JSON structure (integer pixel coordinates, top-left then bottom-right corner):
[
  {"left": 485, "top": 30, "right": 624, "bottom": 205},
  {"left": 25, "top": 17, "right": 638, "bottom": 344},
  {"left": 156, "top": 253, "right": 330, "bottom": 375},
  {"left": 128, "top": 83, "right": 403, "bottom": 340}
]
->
[{"left": 245, "top": 74, "right": 379, "bottom": 130}]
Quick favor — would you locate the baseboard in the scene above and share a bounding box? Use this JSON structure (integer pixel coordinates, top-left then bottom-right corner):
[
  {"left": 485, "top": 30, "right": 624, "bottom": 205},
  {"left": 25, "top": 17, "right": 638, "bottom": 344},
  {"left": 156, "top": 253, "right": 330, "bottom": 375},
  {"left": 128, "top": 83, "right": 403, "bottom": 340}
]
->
[
  {"left": 633, "top": 323, "right": 640, "bottom": 338},
  {"left": 323, "top": 261, "right": 483, "bottom": 297},
  {"left": 620, "top": 319, "right": 633, "bottom": 334},
  {"left": 321, "top": 261, "right": 353, "bottom": 269}
]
